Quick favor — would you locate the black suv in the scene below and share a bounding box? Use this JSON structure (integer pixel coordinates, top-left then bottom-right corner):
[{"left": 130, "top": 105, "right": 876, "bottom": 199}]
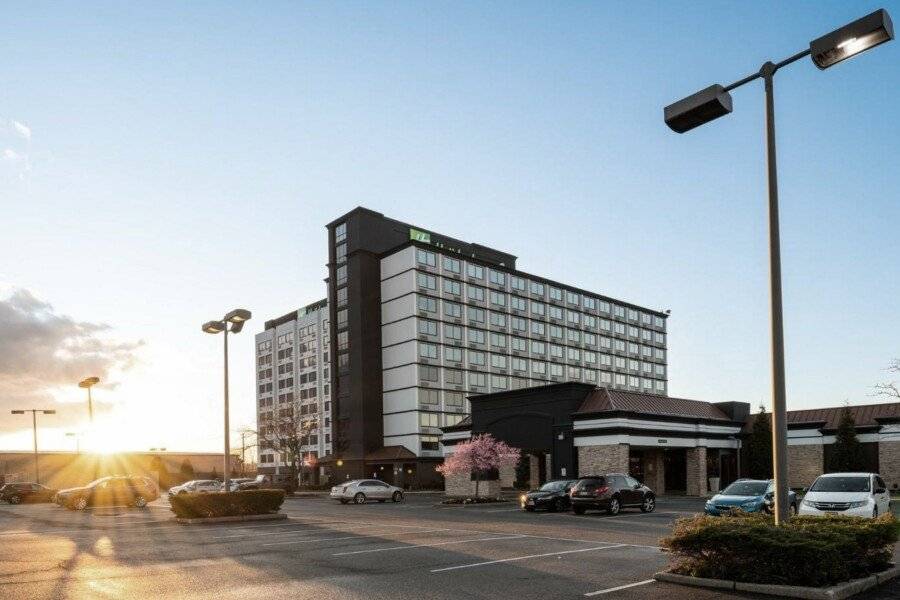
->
[
  {"left": 520, "top": 479, "right": 577, "bottom": 512},
  {"left": 569, "top": 473, "right": 655, "bottom": 515},
  {"left": 1, "top": 482, "right": 56, "bottom": 504}
]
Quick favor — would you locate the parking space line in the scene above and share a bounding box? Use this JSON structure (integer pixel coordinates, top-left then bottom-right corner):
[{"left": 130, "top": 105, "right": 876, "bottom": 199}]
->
[
  {"left": 332, "top": 534, "right": 525, "bottom": 556},
  {"left": 430, "top": 544, "right": 626, "bottom": 572},
  {"left": 211, "top": 523, "right": 388, "bottom": 540},
  {"left": 261, "top": 527, "right": 452, "bottom": 547},
  {"left": 584, "top": 579, "right": 655, "bottom": 596}
]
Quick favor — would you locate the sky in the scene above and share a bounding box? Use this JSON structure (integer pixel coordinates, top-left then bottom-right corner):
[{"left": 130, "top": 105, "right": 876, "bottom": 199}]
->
[{"left": 1, "top": 1, "right": 898, "bottom": 454}]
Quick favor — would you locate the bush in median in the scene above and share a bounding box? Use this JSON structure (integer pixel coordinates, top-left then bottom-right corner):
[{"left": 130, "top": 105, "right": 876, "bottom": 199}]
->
[
  {"left": 169, "top": 490, "right": 286, "bottom": 519},
  {"left": 660, "top": 512, "right": 900, "bottom": 587}
]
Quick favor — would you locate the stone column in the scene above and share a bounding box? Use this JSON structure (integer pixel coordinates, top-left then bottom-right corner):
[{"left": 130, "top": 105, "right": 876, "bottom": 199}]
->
[
  {"left": 686, "top": 447, "right": 708, "bottom": 497},
  {"left": 529, "top": 454, "right": 540, "bottom": 488},
  {"left": 643, "top": 449, "right": 665, "bottom": 495},
  {"left": 499, "top": 463, "right": 516, "bottom": 488},
  {"left": 578, "top": 444, "right": 629, "bottom": 476},
  {"left": 545, "top": 453, "right": 553, "bottom": 480},
  {"left": 879, "top": 441, "right": 900, "bottom": 493}
]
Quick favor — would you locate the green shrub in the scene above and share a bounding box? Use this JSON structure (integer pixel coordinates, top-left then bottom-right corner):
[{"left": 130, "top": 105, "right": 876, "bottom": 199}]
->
[
  {"left": 170, "top": 490, "right": 286, "bottom": 519},
  {"left": 660, "top": 513, "right": 900, "bottom": 587}
]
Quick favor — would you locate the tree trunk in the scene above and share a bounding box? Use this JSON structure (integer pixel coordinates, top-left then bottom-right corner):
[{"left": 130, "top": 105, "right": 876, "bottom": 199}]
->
[{"left": 474, "top": 470, "right": 481, "bottom": 497}]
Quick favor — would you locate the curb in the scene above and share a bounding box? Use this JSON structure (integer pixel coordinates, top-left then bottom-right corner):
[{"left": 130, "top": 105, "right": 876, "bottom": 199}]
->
[
  {"left": 653, "top": 566, "right": 900, "bottom": 599},
  {"left": 174, "top": 513, "right": 288, "bottom": 525}
]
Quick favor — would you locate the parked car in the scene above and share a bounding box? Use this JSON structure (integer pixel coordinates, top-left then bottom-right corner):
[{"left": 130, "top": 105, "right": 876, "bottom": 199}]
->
[
  {"left": 238, "top": 474, "right": 295, "bottom": 492},
  {"left": 520, "top": 480, "right": 577, "bottom": 512},
  {"left": 569, "top": 473, "right": 655, "bottom": 515},
  {"left": 799, "top": 472, "right": 890, "bottom": 518},
  {"left": 168, "top": 480, "right": 222, "bottom": 498},
  {"left": 222, "top": 478, "right": 254, "bottom": 492},
  {"left": 59, "top": 476, "right": 159, "bottom": 510},
  {"left": 0, "top": 482, "right": 57, "bottom": 504},
  {"left": 705, "top": 479, "right": 797, "bottom": 516},
  {"left": 330, "top": 479, "right": 404, "bottom": 504}
]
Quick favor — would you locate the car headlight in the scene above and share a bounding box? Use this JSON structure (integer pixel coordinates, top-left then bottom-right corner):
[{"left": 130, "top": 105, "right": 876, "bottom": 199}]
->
[
  {"left": 520, "top": 495, "right": 527, "bottom": 505},
  {"left": 848, "top": 500, "right": 868, "bottom": 509},
  {"left": 802, "top": 498, "right": 815, "bottom": 507}
]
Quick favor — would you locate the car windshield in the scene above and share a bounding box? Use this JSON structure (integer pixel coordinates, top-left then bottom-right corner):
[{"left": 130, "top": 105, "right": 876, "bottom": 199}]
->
[
  {"left": 539, "top": 481, "right": 567, "bottom": 492},
  {"left": 810, "top": 476, "right": 870, "bottom": 493},
  {"left": 87, "top": 477, "right": 112, "bottom": 488},
  {"left": 721, "top": 481, "right": 768, "bottom": 496}
]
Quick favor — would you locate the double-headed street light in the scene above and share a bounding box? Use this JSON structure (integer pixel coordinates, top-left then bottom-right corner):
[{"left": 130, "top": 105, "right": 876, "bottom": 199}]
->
[
  {"left": 202, "top": 308, "right": 251, "bottom": 492},
  {"left": 11, "top": 409, "right": 56, "bottom": 484},
  {"left": 664, "top": 9, "right": 893, "bottom": 524}
]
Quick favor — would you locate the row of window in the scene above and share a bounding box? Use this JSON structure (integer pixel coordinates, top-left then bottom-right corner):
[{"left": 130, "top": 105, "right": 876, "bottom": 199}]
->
[
  {"left": 418, "top": 412, "right": 466, "bottom": 428},
  {"left": 415, "top": 249, "right": 665, "bottom": 328},
  {"left": 414, "top": 367, "right": 666, "bottom": 396}
]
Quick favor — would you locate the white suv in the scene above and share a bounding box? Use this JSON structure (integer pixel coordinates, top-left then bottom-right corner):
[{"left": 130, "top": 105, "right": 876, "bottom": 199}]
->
[{"left": 799, "top": 472, "right": 890, "bottom": 518}]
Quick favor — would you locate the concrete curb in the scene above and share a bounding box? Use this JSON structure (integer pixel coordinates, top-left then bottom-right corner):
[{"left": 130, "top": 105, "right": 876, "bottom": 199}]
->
[
  {"left": 174, "top": 512, "right": 288, "bottom": 525},
  {"left": 653, "top": 566, "right": 900, "bottom": 599}
]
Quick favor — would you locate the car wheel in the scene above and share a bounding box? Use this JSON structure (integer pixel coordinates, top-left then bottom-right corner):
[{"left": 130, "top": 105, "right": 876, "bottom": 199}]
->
[
  {"left": 553, "top": 498, "right": 565, "bottom": 513},
  {"left": 9, "top": 495, "right": 21, "bottom": 505},
  {"left": 353, "top": 492, "right": 366, "bottom": 504},
  {"left": 392, "top": 491, "right": 403, "bottom": 503},
  {"left": 133, "top": 496, "right": 147, "bottom": 508},
  {"left": 789, "top": 503, "right": 797, "bottom": 516},
  {"left": 572, "top": 505, "right": 586, "bottom": 515},
  {"left": 607, "top": 496, "right": 620, "bottom": 516},
  {"left": 640, "top": 495, "right": 656, "bottom": 513},
  {"left": 74, "top": 497, "right": 88, "bottom": 511},
  {"left": 873, "top": 506, "right": 879, "bottom": 518},
  {"left": 524, "top": 506, "right": 535, "bottom": 512}
]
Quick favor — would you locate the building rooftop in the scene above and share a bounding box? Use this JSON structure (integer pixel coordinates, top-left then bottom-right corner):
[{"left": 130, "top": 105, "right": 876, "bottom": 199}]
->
[
  {"left": 575, "top": 388, "right": 733, "bottom": 421},
  {"left": 786, "top": 402, "right": 900, "bottom": 431}
]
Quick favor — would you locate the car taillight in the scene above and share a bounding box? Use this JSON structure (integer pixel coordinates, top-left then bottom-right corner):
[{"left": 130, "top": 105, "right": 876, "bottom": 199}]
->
[{"left": 594, "top": 486, "right": 609, "bottom": 497}]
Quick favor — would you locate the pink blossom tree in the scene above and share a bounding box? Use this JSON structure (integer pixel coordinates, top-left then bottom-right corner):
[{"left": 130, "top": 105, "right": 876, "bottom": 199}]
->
[{"left": 437, "top": 434, "right": 520, "bottom": 497}]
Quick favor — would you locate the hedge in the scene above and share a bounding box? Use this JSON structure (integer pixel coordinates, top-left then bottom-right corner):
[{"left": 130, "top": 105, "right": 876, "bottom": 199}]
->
[
  {"left": 169, "top": 490, "right": 286, "bottom": 519},
  {"left": 660, "top": 512, "right": 900, "bottom": 587}
]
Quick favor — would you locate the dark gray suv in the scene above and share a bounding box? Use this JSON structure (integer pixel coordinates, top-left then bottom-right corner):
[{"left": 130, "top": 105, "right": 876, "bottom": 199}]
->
[{"left": 569, "top": 473, "right": 656, "bottom": 515}]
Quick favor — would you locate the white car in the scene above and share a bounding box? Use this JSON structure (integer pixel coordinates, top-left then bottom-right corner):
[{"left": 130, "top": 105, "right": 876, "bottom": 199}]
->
[
  {"left": 798, "top": 472, "right": 890, "bottom": 518},
  {"left": 168, "top": 480, "right": 222, "bottom": 497},
  {"left": 330, "top": 479, "right": 404, "bottom": 504}
]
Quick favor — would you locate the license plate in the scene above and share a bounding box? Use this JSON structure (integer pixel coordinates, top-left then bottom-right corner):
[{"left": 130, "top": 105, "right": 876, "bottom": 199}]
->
[{"left": 825, "top": 511, "right": 838, "bottom": 516}]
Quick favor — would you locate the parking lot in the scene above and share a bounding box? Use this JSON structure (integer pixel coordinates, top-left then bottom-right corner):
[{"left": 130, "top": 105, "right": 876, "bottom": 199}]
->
[{"left": 2, "top": 494, "right": 899, "bottom": 600}]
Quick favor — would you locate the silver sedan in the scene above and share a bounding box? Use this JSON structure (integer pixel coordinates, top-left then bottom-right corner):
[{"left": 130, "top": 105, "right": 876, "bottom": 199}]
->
[{"left": 330, "top": 479, "right": 404, "bottom": 504}]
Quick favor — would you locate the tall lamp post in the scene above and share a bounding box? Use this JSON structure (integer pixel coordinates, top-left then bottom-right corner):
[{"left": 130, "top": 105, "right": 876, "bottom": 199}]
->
[
  {"left": 78, "top": 377, "right": 100, "bottom": 424},
  {"left": 65, "top": 432, "right": 81, "bottom": 454},
  {"left": 11, "top": 409, "right": 56, "bottom": 484},
  {"left": 664, "top": 9, "right": 893, "bottom": 524},
  {"left": 202, "top": 308, "right": 252, "bottom": 492}
]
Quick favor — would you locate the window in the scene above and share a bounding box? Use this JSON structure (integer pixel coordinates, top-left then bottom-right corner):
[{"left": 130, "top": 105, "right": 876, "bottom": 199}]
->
[
  {"left": 336, "top": 265, "right": 347, "bottom": 286},
  {"left": 530, "top": 281, "right": 544, "bottom": 295},
  {"left": 469, "top": 351, "right": 485, "bottom": 366},
  {"left": 420, "top": 412, "right": 440, "bottom": 427},
  {"left": 416, "top": 249, "right": 436, "bottom": 267},
  {"left": 337, "top": 331, "right": 348, "bottom": 351},
  {"left": 628, "top": 375, "right": 640, "bottom": 388},
  {"left": 489, "top": 291, "right": 506, "bottom": 307},
  {"left": 567, "top": 329, "right": 581, "bottom": 344},
  {"left": 568, "top": 366, "right": 581, "bottom": 379},
  {"left": 584, "top": 297, "right": 597, "bottom": 310},
  {"left": 549, "top": 325, "right": 563, "bottom": 339},
  {"left": 336, "top": 287, "right": 347, "bottom": 307},
  {"left": 600, "top": 371, "right": 612, "bottom": 384},
  {"left": 628, "top": 359, "right": 639, "bottom": 371},
  {"left": 511, "top": 276, "right": 526, "bottom": 291},
  {"left": 419, "top": 343, "right": 438, "bottom": 359},
  {"left": 584, "top": 351, "right": 597, "bottom": 364},
  {"left": 627, "top": 325, "right": 639, "bottom": 338},
  {"left": 532, "top": 360, "right": 546, "bottom": 375},
  {"left": 567, "top": 311, "right": 580, "bottom": 325},
  {"left": 549, "top": 363, "right": 564, "bottom": 377},
  {"left": 530, "top": 340, "right": 545, "bottom": 354},
  {"left": 468, "top": 307, "right": 485, "bottom": 324},
  {"left": 490, "top": 333, "right": 506, "bottom": 349},
  {"left": 511, "top": 337, "right": 527, "bottom": 352},
  {"left": 627, "top": 308, "right": 638, "bottom": 321},
  {"left": 417, "top": 273, "right": 436, "bottom": 290},
  {"left": 419, "top": 390, "right": 439, "bottom": 409},
  {"left": 510, "top": 296, "right": 526, "bottom": 311},
  {"left": 531, "top": 301, "right": 545, "bottom": 316},
  {"left": 444, "top": 323, "right": 462, "bottom": 341},
  {"left": 445, "top": 391, "right": 464, "bottom": 406},
  {"left": 421, "top": 435, "right": 440, "bottom": 451},
  {"left": 489, "top": 311, "right": 507, "bottom": 327},
  {"left": 512, "top": 357, "right": 527, "bottom": 371},
  {"left": 614, "top": 339, "right": 626, "bottom": 352},
  {"left": 443, "top": 301, "right": 462, "bottom": 318},
  {"left": 642, "top": 329, "right": 653, "bottom": 341},
  {"left": 443, "top": 278, "right": 461, "bottom": 295},
  {"left": 491, "top": 375, "right": 508, "bottom": 390},
  {"left": 584, "top": 333, "right": 597, "bottom": 346},
  {"left": 550, "top": 344, "right": 564, "bottom": 359},
  {"left": 654, "top": 364, "right": 666, "bottom": 377},
  {"left": 614, "top": 322, "right": 625, "bottom": 335},
  {"left": 654, "top": 332, "right": 666, "bottom": 344},
  {"left": 655, "top": 348, "right": 666, "bottom": 360},
  {"left": 444, "top": 414, "right": 464, "bottom": 427},
  {"left": 467, "top": 285, "right": 485, "bottom": 302},
  {"left": 466, "top": 263, "right": 483, "bottom": 279},
  {"left": 599, "top": 353, "right": 612, "bottom": 367},
  {"left": 567, "top": 347, "right": 581, "bottom": 361},
  {"left": 419, "top": 365, "right": 439, "bottom": 381},
  {"left": 334, "top": 222, "right": 346, "bottom": 243},
  {"left": 548, "top": 306, "right": 563, "bottom": 320},
  {"left": 335, "top": 243, "right": 347, "bottom": 263},
  {"left": 511, "top": 317, "right": 527, "bottom": 332},
  {"left": 418, "top": 319, "right": 438, "bottom": 336},
  {"left": 468, "top": 372, "right": 486, "bottom": 387},
  {"left": 467, "top": 328, "right": 485, "bottom": 344},
  {"left": 599, "top": 319, "right": 611, "bottom": 332},
  {"left": 531, "top": 321, "right": 545, "bottom": 336},
  {"left": 585, "top": 369, "right": 597, "bottom": 383},
  {"left": 444, "top": 346, "right": 462, "bottom": 362},
  {"left": 566, "top": 291, "right": 580, "bottom": 305},
  {"left": 656, "top": 380, "right": 666, "bottom": 392},
  {"left": 418, "top": 296, "right": 437, "bottom": 313},
  {"left": 445, "top": 368, "right": 463, "bottom": 385},
  {"left": 442, "top": 256, "right": 461, "bottom": 274},
  {"left": 613, "top": 305, "right": 625, "bottom": 318},
  {"left": 488, "top": 270, "right": 506, "bottom": 286},
  {"left": 490, "top": 354, "right": 507, "bottom": 369},
  {"left": 549, "top": 287, "right": 563, "bottom": 301},
  {"left": 615, "top": 373, "right": 626, "bottom": 386},
  {"left": 599, "top": 301, "right": 611, "bottom": 313},
  {"left": 654, "top": 315, "right": 665, "bottom": 328}
]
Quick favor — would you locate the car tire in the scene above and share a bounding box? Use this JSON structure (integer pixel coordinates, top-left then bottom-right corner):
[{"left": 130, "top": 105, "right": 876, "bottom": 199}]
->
[
  {"left": 525, "top": 506, "right": 535, "bottom": 512},
  {"left": 640, "top": 495, "right": 656, "bottom": 513},
  {"left": 607, "top": 496, "right": 620, "bottom": 516},
  {"left": 553, "top": 498, "right": 565, "bottom": 512},
  {"left": 873, "top": 506, "right": 879, "bottom": 518},
  {"left": 392, "top": 491, "right": 403, "bottom": 503},
  {"left": 572, "top": 505, "right": 586, "bottom": 515},
  {"left": 353, "top": 492, "right": 366, "bottom": 505},
  {"left": 74, "top": 497, "right": 88, "bottom": 511},
  {"left": 9, "top": 495, "right": 21, "bottom": 505},
  {"left": 134, "top": 496, "right": 147, "bottom": 508},
  {"left": 789, "top": 503, "right": 797, "bottom": 516}
]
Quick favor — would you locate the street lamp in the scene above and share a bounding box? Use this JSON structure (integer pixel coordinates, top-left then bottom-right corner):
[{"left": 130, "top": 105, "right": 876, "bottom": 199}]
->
[
  {"left": 11, "top": 409, "right": 56, "bottom": 484},
  {"left": 664, "top": 9, "right": 893, "bottom": 524},
  {"left": 78, "top": 377, "right": 100, "bottom": 423},
  {"left": 65, "top": 432, "right": 82, "bottom": 454},
  {"left": 202, "top": 308, "right": 251, "bottom": 493}
]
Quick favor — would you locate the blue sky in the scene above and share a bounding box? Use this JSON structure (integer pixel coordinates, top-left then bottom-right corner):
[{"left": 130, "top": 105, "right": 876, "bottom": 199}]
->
[{"left": 1, "top": 2, "right": 898, "bottom": 452}]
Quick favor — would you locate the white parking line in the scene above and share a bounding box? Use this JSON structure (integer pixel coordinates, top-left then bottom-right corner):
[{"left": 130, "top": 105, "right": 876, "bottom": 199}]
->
[
  {"left": 430, "top": 544, "right": 626, "bottom": 573},
  {"left": 584, "top": 579, "right": 655, "bottom": 596},
  {"left": 262, "top": 527, "right": 452, "bottom": 547},
  {"left": 332, "top": 534, "right": 525, "bottom": 556},
  {"left": 211, "top": 523, "right": 386, "bottom": 540}
]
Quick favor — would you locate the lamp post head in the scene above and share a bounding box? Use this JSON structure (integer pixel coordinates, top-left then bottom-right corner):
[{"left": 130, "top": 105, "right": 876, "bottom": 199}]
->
[
  {"left": 11, "top": 410, "right": 25, "bottom": 415},
  {"left": 202, "top": 320, "right": 226, "bottom": 334},
  {"left": 42, "top": 410, "right": 56, "bottom": 415},
  {"left": 810, "top": 9, "right": 894, "bottom": 69},
  {"left": 224, "top": 309, "right": 251, "bottom": 324},
  {"left": 78, "top": 376, "right": 100, "bottom": 389},
  {"left": 664, "top": 84, "right": 733, "bottom": 133}
]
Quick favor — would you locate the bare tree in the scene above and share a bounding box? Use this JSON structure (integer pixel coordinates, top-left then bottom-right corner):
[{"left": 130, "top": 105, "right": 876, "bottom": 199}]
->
[
  {"left": 873, "top": 359, "right": 900, "bottom": 401},
  {"left": 256, "top": 407, "right": 319, "bottom": 488}
]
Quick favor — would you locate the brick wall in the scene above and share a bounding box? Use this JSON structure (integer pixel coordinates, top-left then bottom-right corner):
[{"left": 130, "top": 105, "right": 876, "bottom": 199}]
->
[
  {"left": 642, "top": 449, "right": 666, "bottom": 495},
  {"left": 443, "top": 471, "right": 501, "bottom": 498},
  {"left": 528, "top": 454, "right": 540, "bottom": 488},
  {"left": 879, "top": 442, "right": 900, "bottom": 492},
  {"left": 577, "top": 444, "right": 629, "bottom": 476},
  {"left": 499, "top": 464, "right": 516, "bottom": 488},
  {"left": 787, "top": 444, "right": 823, "bottom": 489},
  {"left": 686, "top": 447, "right": 707, "bottom": 496}
]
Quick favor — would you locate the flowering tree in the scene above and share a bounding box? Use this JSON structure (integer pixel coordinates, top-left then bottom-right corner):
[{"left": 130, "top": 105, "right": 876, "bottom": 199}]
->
[{"left": 437, "top": 434, "right": 520, "bottom": 497}]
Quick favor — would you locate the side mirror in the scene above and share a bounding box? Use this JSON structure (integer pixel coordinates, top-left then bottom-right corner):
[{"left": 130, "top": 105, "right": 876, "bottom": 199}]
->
[{"left": 875, "top": 488, "right": 886, "bottom": 495}]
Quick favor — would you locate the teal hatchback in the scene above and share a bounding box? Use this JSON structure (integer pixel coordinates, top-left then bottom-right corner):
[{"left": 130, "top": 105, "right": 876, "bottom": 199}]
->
[{"left": 705, "top": 479, "right": 797, "bottom": 516}]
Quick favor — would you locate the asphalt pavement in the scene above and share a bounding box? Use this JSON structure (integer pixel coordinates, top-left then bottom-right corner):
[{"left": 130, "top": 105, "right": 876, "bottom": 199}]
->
[{"left": 0, "top": 494, "right": 898, "bottom": 600}]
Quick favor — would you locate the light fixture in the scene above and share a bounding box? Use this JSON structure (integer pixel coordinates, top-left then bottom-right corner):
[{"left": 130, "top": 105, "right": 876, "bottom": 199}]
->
[
  {"left": 11, "top": 410, "right": 24, "bottom": 415},
  {"left": 202, "top": 320, "right": 226, "bottom": 334},
  {"left": 43, "top": 410, "right": 56, "bottom": 415},
  {"left": 224, "top": 309, "right": 251, "bottom": 323},
  {"left": 336, "top": 459, "right": 344, "bottom": 467},
  {"left": 664, "top": 84, "right": 733, "bottom": 133},
  {"left": 810, "top": 9, "right": 894, "bottom": 69},
  {"left": 78, "top": 376, "right": 100, "bottom": 389}
]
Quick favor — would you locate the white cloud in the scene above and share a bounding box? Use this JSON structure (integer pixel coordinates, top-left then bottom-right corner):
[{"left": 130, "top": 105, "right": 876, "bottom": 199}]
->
[
  {"left": 11, "top": 120, "right": 31, "bottom": 141},
  {"left": 2, "top": 148, "right": 20, "bottom": 160}
]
